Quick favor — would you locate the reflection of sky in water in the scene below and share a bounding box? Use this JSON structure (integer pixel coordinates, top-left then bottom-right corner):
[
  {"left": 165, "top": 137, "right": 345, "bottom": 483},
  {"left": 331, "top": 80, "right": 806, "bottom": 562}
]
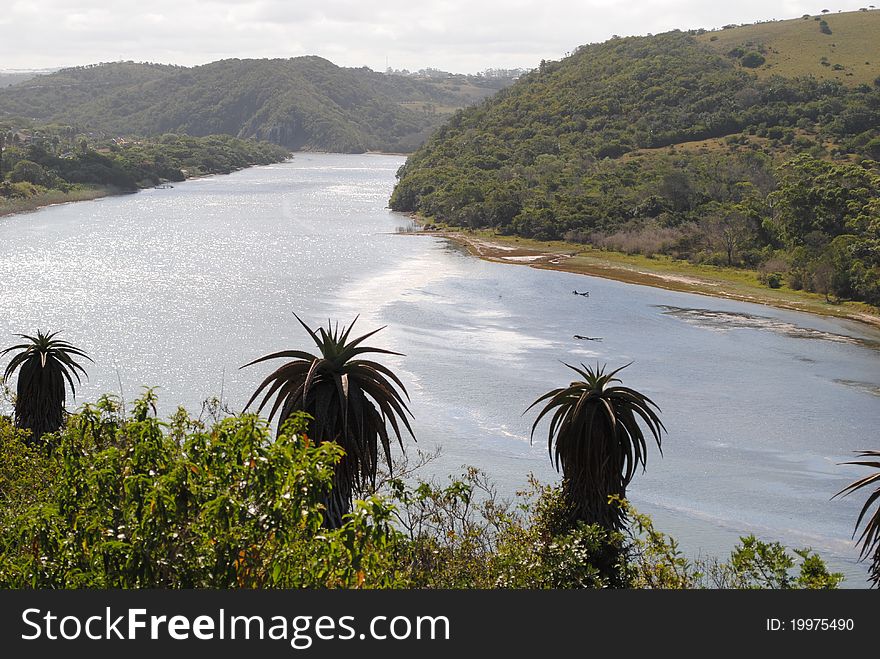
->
[{"left": 2, "top": 154, "right": 879, "bottom": 586}]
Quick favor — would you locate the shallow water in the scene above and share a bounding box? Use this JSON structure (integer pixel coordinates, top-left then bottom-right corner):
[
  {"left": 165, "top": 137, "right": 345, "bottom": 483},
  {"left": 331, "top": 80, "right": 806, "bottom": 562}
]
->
[{"left": 2, "top": 153, "right": 878, "bottom": 586}]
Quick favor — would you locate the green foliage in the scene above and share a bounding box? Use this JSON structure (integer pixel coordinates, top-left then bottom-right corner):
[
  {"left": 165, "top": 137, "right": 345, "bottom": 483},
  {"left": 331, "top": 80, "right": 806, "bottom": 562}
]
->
[
  {"left": 0, "top": 395, "right": 845, "bottom": 589},
  {"left": 740, "top": 51, "right": 766, "bottom": 68},
  {"left": 0, "top": 131, "right": 290, "bottom": 203},
  {"left": 762, "top": 272, "right": 783, "bottom": 288},
  {"left": 387, "top": 470, "right": 630, "bottom": 588},
  {"left": 0, "top": 417, "right": 57, "bottom": 530},
  {"left": 721, "top": 537, "right": 843, "bottom": 589},
  {"left": 769, "top": 156, "right": 880, "bottom": 303},
  {"left": 0, "top": 394, "right": 406, "bottom": 588},
  {"left": 489, "top": 479, "right": 631, "bottom": 588},
  {"left": 7, "top": 159, "right": 57, "bottom": 187},
  {"left": 0, "top": 59, "right": 516, "bottom": 154},
  {"left": 625, "top": 501, "right": 843, "bottom": 588},
  {"left": 391, "top": 29, "right": 880, "bottom": 306}
]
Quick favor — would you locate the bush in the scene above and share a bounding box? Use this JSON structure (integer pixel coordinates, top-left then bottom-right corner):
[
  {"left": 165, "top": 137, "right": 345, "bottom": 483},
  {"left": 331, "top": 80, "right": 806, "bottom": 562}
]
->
[
  {"left": 740, "top": 52, "right": 766, "bottom": 68},
  {"left": 0, "top": 393, "right": 846, "bottom": 590},
  {"left": 0, "top": 393, "right": 405, "bottom": 588},
  {"left": 7, "top": 159, "right": 55, "bottom": 187},
  {"left": 626, "top": 502, "right": 841, "bottom": 588}
]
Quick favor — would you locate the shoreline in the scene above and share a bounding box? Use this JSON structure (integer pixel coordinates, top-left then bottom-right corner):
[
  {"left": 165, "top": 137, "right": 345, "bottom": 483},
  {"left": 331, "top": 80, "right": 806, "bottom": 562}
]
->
[
  {"left": 410, "top": 227, "right": 880, "bottom": 331},
  {"left": 0, "top": 186, "right": 120, "bottom": 218},
  {"left": 0, "top": 156, "right": 295, "bottom": 220}
]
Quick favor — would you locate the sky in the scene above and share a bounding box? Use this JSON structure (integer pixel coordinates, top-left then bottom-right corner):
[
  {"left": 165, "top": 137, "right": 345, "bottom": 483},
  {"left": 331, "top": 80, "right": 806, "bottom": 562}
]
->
[{"left": 0, "top": 1, "right": 874, "bottom": 73}]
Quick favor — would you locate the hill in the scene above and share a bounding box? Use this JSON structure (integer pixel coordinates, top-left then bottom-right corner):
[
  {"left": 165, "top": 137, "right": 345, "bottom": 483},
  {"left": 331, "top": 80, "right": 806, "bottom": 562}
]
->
[
  {"left": 0, "top": 59, "right": 516, "bottom": 153},
  {"left": 0, "top": 131, "right": 291, "bottom": 216},
  {"left": 390, "top": 11, "right": 880, "bottom": 307},
  {"left": 0, "top": 68, "right": 59, "bottom": 88},
  {"left": 699, "top": 9, "right": 880, "bottom": 86}
]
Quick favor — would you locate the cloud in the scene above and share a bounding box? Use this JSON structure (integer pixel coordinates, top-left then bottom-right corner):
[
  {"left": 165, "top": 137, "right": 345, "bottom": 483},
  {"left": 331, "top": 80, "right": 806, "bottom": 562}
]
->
[{"left": 0, "top": 0, "right": 871, "bottom": 72}]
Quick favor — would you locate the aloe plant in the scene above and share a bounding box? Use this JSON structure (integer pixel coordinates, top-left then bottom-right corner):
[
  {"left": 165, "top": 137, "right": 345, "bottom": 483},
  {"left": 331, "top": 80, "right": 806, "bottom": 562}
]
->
[
  {"left": 243, "top": 314, "right": 414, "bottom": 527},
  {"left": 834, "top": 450, "right": 880, "bottom": 587},
  {"left": 1, "top": 330, "right": 91, "bottom": 441},
  {"left": 527, "top": 362, "right": 664, "bottom": 530}
]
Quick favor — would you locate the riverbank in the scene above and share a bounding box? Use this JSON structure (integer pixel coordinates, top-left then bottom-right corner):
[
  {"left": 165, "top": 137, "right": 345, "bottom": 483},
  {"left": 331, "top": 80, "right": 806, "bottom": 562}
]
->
[
  {"left": 413, "top": 227, "right": 880, "bottom": 330},
  {"left": 0, "top": 154, "right": 293, "bottom": 220},
  {"left": 0, "top": 186, "right": 120, "bottom": 218}
]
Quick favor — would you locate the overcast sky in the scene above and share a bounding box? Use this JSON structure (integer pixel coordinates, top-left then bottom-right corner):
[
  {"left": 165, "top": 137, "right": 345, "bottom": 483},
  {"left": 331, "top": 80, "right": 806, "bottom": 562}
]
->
[{"left": 0, "top": 1, "right": 872, "bottom": 73}]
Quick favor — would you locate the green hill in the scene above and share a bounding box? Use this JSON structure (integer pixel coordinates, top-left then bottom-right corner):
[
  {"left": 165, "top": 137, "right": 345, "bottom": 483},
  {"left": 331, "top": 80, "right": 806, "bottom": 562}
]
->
[
  {"left": 0, "top": 58, "right": 513, "bottom": 153},
  {"left": 699, "top": 10, "right": 880, "bottom": 86},
  {"left": 390, "top": 11, "right": 880, "bottom": 306}
]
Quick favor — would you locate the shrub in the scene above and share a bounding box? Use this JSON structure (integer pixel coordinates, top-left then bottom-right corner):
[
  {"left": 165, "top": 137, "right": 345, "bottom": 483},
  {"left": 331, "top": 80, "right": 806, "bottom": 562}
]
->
[
  {"left": 740, "top": 52, "right": 766, "bottom": 68},
  {"left": 0, "top": 393, "right": 846, "bottom": 590},
  {"left": 7, "top": 159, "right": 56, "bottom": 187},
  {"left": 0, "top": 393, "right": 405, "bottom": 588}
]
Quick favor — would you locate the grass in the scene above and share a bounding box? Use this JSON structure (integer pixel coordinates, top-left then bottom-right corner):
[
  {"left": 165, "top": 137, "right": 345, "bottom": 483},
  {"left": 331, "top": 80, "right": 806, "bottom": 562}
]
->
[
  {"left": 0, "top": 186, "right": 117, "bottom": 217},
  {"left": 698, "top": 9, "right": 880, "bottom": 86},
  {"left": 415, "top": 223, "right": 880, "bottom": 329}
]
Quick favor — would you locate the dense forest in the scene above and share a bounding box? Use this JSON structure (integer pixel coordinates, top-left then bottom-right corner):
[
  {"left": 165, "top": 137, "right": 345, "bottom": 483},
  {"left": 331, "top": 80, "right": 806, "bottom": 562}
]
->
[
  {"left": 0, "top": 58, "right": 517, "bottom": 153},
  {"left": 0, "top": 128, "right": 290, "bottom": 205},
  {"left": 391, "top": 13, "right": 880, "bottom": 306}
]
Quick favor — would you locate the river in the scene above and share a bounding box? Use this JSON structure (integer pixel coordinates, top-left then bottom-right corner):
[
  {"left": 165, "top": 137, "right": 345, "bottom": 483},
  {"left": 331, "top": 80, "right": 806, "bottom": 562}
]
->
[{"left": 1, "top": 153, "right": 878, "bottom": 586}]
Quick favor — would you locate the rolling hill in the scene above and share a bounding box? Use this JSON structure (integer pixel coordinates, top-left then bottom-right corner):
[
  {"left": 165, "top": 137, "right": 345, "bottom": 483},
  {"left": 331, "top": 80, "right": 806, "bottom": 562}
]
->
[
  {"left": 0, "top": 58, "right": 515, "bottom": 153},
  {"left": 390, "top": 10, "right": 880, "bottom": 306},
  {"left": 699, "top": 9, "right": 880, "bottom": 86}
]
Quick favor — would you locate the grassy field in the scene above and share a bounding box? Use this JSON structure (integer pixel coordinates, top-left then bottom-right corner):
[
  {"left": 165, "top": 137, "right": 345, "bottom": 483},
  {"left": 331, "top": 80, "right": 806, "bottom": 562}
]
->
[
  {"left": 414, "top": 224, "right": 880, "bottom": 329},
  {"left": 698, "top": 9, "right": 880, "bottom": 86}
]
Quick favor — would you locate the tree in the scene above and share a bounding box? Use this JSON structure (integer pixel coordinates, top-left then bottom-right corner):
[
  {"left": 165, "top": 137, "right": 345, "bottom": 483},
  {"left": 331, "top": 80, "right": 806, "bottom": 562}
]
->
[
  {"left": 771, "top": 156, "right": 879, "bottom": 246},
  {"left": 527, "top": 363, "right": 664, "bottom": 531},
  {"left": 8, "top": 159, "right": 53, "bottom": 187},
  {"left": 706, "top": 211, "right": 751, "bottom": 266},
  {"left": 243, "top": 315, "right": 415, "bottom": 528},
  {"left": 834, "top": 451, "right": 880, "bottom": 587},
  {"left": 810, "top": 260, "right": 835, "bottom": 301},
  {"left": 1, "top": 331, "right": 91, "bottom": 442}
]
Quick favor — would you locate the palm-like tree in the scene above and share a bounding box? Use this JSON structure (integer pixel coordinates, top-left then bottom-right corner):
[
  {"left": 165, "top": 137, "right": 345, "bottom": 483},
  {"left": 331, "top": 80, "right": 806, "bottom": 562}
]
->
[
  {"left": 527, "top": 362, "right": 664, "bottom": 531},
  {"left": 243, "top": 314, "right": 414, "bottom": 528},
  {"left": 1, "top": 330, "right": 91, "bottom": 442},
  {"left": 834, "top": 450, "right": 880, "bottom": 587}
]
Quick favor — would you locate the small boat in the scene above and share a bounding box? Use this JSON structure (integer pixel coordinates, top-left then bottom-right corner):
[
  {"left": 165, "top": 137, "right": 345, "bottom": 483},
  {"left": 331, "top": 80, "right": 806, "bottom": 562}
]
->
[{"left": 573, "top": 335, "right": 602, "bottom": 341}]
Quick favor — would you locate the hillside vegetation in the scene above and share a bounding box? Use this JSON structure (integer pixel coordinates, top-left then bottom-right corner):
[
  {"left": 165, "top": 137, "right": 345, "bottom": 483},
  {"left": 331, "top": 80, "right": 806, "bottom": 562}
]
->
[
  {"left": 0, "top": 129, "right": 290, "bottom": 214},
  {"left": 699, "top": 9, "right": 880, "bottom": 86},
  {"left": 0, "top": 59, "right": 515, "bottom": 153},
  {"left": 390, "top": 11, "right": 880, "bottom": 307},
  {"left": 0, "top": 399, "right": 845, "bottom": 589}
]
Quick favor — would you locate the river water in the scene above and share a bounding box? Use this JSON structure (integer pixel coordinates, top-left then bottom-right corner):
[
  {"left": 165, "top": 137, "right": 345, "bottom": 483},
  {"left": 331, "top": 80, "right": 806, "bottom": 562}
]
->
[{"left": 2, "top": 153, "right": 878, "bottom": 586}]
